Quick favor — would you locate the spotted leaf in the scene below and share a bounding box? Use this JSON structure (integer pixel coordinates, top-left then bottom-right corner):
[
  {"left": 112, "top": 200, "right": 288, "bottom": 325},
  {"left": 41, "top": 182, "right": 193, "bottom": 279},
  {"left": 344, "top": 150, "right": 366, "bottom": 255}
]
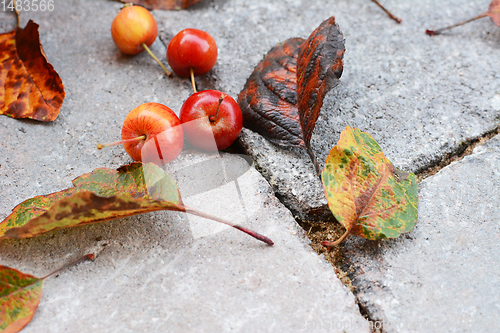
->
[
  {"left": 0, "top": 162, "right": 182, "bottom": 239},
  {"left": 321, "top": 127, "right": 418, "bottom": 244},
  {"left": 0, "top": 254, "right": 94, "bottom": 333},
  {"left": 0, "top": 266, "right": 43, "bottom": 333},
  {"left": 0, "top": 163, "right": 273, "bottom": 245},
  {"left": 0, "top": 20, "right": 65, "bottom": 121}
]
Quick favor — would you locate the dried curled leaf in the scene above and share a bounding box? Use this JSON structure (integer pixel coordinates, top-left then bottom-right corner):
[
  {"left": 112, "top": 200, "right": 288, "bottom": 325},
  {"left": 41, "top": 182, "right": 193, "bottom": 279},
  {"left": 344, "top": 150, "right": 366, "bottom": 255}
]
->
[
  {"left": 321, "top": 127, "right": 418, "bottom": 245},
  {"left": 238, "top": 38, "right": 304, "bottom": 147},
  {"left": 0, "top": 266, "right": 43, "bottom": 333},
  {"left": 238, "top": 17, "right": 345, "bottom": 149},
  {"left": 0, "top": 20, "right": 65, "bottom": 121},
  {"left": 0, "top": 163, "right": 273, "bottom": 245},
  {"left": 121, "top": 0, "right": 203, "bottom": 10},
  {"left": 297, "top": 17, "right": 345, "bottom": 146}
]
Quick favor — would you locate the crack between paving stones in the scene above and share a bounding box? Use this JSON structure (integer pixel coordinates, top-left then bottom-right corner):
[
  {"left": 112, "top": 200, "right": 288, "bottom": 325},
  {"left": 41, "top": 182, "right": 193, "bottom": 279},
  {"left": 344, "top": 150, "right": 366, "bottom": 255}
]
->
[
  {"left": 416, "top": 125, "right": 500, "bottom": 182},
  {"left": 241, "top": 125, "right": 499, "bottom": 333}
]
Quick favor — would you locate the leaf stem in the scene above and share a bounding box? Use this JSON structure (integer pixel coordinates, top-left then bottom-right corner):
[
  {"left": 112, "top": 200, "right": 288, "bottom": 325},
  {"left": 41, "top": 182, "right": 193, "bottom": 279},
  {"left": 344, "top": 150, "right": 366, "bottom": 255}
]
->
[
  {"left": 426, "top": 12, "right": 488, "bottom": 36},
  {"left": 321, "top": 228, "right": 351, "bottom": 247},
  {"left": 97, "top": 135, "right": 146, "bottom": 149},
  {"left": 141, "top": 43, "right": 172, "bottom": 76},
  {"left": 209, "top": 93, "right": 226, "bottom": 122},
  {"left": 182, "top": 205, "right": 274, "bottom": 246},
  {"left": 306, "top": 143, "right": 322, "bottom": 181},
  {"left": 190, "top": 67, "right": 197, "bottom": 93},
  {"left": 13, "top": 0, "right": 20, "bottom": 28},
  {"left": 42, "top": 254, "right": 95, "bottom": 280},
  {"left": 371, "top": 0, "right": 402, "bottom": 24}
]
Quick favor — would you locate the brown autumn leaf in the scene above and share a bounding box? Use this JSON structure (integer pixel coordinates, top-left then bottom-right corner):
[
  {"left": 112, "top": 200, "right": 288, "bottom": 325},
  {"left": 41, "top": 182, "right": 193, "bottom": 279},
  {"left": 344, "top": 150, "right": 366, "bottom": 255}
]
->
[
  {"left": 238, "top": 17, "right": 345, "bottom": 167},
  {"left": 120, "top": 0, "right": 203, "bottom": 10},
  {"left": 0, "top": 20, "right": 65, "bottom": 121},
  {"left": 297, "top": 18, "right": 345, "bottom": 147}
]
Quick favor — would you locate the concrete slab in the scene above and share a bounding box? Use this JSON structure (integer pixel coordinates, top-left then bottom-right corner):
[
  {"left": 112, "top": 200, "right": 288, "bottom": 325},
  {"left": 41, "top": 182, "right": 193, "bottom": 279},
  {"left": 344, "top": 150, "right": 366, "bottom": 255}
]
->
[
  {"left": 151, "top": 0, "right": 500, "bottom": 220},
  {"left": 0, "top": 156, "right": 369, "bottom": 332},
  {"left": 342, "top": 134, "right": 500, "bottom": 332}
]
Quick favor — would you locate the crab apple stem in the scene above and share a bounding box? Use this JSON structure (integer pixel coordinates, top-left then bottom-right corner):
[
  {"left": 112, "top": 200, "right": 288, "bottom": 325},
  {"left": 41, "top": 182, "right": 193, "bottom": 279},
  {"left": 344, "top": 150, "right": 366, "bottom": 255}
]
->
[
  {"left": 97, "top": 135, "right": 146, "bottom": 150},
  {"left": 209, "top": 93, "right": 226, "bottom": 122},
  {"left": 13, "top": 0, "right": 20, "bottom": 28},
  {"left": 426, "top": 12, "right": 488, "bottom": 36},
  {"left": 189, "top": 67, "right": 197, "bottom": 93},
  {"left": 371, "top": 0, "right": 402, "bottom": 24},
  {"left": 321, "top": 228, "right": 351, "bottom": 247},
  {"left": 141, "top": 43, "right": 172, "bottom": 76},
  {"left": 182, "top": 206, "right": 274, "bottom": 245},
  {"left": 42, "top": 254, "right": 95, "bottom": 280}
]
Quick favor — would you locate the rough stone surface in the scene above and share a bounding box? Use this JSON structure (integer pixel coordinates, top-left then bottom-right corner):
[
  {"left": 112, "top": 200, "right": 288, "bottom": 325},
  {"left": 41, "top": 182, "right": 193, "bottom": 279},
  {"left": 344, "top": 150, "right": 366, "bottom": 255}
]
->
[
  {"left": 342, "top": 135, "right": 500, "bottom": 332},
  {"left": 171, "top": 0, "right": 500, "bottom": 220},
  {"left": 1, "top": 155, "right": 369, "bottom": 332}
]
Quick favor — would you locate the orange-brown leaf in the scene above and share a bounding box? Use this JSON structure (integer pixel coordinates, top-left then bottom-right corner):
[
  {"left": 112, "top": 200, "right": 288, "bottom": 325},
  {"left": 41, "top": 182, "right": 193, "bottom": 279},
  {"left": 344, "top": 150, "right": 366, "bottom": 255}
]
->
[
  {"left": 297, "top": 17, "right": 345, "bottom": 146},
  {"left": 0, "top": 20, "right": 65, "bottom": 121},
  {"left": 120, "top": 0, "right": 203, "bottom": 10}
]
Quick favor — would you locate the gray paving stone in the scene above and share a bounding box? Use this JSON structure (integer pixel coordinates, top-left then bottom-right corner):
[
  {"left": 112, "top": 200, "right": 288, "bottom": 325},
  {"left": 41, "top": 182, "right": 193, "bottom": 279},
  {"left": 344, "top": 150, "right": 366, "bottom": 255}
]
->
[
  {"left": 342, "top": 134, "right": 500, "bottom": 333},
  {"left": 150, "top": 0, "right": 500, "bottom": 220},
  {"left": 0, "top": 155, "right": 370, "bottom": 332}
]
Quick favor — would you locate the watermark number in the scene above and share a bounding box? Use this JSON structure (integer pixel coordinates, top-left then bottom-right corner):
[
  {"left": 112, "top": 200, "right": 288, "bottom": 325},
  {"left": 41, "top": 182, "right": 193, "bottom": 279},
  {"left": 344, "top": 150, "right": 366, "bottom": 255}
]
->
[{"left": 2, "top": 0, "right": 55, "bottom": 12}]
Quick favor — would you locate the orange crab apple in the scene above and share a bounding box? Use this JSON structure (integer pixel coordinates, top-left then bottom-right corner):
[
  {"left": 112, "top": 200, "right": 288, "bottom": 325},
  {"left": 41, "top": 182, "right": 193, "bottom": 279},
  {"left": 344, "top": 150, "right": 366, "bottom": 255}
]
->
[
  {"left": 111, "top": 4, "right": 171, "bottom": 75},
  {"left": 98, "top": 103, "right": 184, "bottom": 165}
]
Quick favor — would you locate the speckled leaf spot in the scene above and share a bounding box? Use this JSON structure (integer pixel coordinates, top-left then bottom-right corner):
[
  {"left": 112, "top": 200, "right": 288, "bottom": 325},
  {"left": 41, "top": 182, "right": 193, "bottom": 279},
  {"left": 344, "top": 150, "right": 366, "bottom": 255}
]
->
[
  {"left": 0, "top": 266, "right": 43, "bottom": 333},
  {"left": 0, "top": 163, "right": 273, "bottom": 245},
  {"left": 321, "top": 127, "right": 418, "bottom": 246},
  {"left": 0, "top": 20, "right": 64, "bottom": 121},
  {"left": 120, "top": 0, "right": 203, "bottom": 10}
]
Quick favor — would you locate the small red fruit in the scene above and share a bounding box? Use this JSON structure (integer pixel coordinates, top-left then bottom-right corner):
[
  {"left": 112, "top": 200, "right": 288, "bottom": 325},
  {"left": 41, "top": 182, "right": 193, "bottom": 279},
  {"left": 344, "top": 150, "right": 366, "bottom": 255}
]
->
[
  {"left": 98, "top": 103, "right": 184, "bottom": 165},
  {"left": 167, "top": 29, "right": 217, "bottom": 92},
  {"left": 111, "top": 5, "right": 157, "bottom": 55},
  {"left": 179, "top": 90, "right": 242, "bottom": 151}
]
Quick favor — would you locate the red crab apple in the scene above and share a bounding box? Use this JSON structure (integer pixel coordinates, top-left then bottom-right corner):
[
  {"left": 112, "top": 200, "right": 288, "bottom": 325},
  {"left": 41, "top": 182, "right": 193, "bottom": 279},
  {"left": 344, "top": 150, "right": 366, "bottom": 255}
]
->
[
  {"left": 111, "top": 4, "right": 171, "bottom": 75},
  {"left": 167, "top": 29, "right": 217, "bottom": 92},
  {"left": 180, "top": 90, "right": 242, "bottom": 151},
  {"left": 98, "top": 103, "right": 184, "bottom": 165}
]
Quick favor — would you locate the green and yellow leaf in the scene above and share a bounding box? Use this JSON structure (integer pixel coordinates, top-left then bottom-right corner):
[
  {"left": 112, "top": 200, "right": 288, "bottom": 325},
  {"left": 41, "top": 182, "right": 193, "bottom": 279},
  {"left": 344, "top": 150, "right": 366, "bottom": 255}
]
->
[
  {"left": 321, "top": 127, "right": 418, "bottom": 245},
  {"left": 0, "top": 266, "right": 43, "bottom": 333},
  {"left": 0, "top": 162, "right": 182, "bottom": 239},
  {"left": 0, "top": 163, "right": 273, "bottom": 245}
]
